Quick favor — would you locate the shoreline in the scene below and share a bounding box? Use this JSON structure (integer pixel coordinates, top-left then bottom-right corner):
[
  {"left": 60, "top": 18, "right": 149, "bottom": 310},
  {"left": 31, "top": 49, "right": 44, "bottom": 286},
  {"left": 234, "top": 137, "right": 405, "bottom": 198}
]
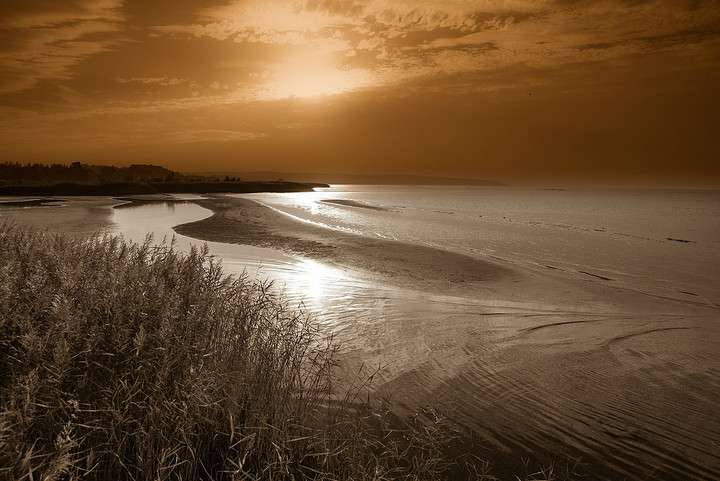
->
[
  {"left": 0, "top": 180, "right": 325, "bottom": 197},
  {"left": 170, "top": 195, "right": 703, "bottom": 315},
  {"left": 3, "top": 193, "right": 711, "bottom": 317},
  {"left": 172, "top": 195, "right": 513, "bottom": 290},
  {"left": 0, "top": 196, "right": 120, "bottom": 237}
]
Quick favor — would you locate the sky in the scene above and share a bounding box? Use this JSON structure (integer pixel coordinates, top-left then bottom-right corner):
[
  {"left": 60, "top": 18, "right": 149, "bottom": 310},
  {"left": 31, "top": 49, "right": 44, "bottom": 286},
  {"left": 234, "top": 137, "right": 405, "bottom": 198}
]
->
[{"left": 0, "top": 0, "right": 718, "bottom": 186}]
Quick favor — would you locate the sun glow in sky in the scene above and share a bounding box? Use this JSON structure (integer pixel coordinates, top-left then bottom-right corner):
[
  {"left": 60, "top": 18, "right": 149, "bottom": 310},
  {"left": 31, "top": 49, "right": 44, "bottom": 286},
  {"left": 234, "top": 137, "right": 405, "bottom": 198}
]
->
[
  {"left": 0, "top": 0, "right": 718, "bottom": 185},
  {"left": 270, "top": 66, "right": 352, "bottom": 99},
  {"left": 262, "top": 52, "right": 372, "bottom": 99}
]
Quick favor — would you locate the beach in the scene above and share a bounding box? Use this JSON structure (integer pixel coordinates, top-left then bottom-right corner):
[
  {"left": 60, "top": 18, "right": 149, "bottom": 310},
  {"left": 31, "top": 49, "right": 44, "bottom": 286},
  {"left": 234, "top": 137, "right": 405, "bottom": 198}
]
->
[{"left": 1, "top": 188, "right": 719, "bottom": 480}]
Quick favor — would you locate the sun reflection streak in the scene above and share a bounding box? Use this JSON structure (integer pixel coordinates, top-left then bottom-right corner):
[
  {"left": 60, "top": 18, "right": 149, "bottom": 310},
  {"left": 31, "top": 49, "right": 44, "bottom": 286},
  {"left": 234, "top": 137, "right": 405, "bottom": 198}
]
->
[{"left": 296, "top": 258, "right": 343, "bottom": 301}]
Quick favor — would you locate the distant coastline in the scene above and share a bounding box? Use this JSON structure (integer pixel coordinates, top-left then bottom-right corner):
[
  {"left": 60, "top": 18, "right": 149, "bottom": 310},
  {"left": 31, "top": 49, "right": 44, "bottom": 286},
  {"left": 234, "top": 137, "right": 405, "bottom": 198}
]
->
[
  {"left": 185, "top": 171, "right": 507, "bottom": 186},
  {"left": 0, "top": 180, "right": 325, "bottom": 197},
  {"left": 0, "top": 162, "right": 326, "bottom": 196},
  {"left": 0, "top": 162, "right": 504, "bottom": 196}
]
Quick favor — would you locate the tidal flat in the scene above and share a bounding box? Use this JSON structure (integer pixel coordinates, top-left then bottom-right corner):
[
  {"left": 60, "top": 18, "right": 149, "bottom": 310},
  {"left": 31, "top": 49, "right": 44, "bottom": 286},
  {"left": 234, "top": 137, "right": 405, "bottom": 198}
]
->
[{"left": 1, "top": 188, "right": 719, "bottom": 480}]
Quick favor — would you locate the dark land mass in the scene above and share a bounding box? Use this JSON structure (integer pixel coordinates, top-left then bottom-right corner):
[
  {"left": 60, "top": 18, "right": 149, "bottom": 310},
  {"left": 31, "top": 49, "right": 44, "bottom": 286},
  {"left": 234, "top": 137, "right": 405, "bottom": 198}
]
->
[
  {"left": 1, "top": 162, "right": 181, "bottom": 184},
  {"left": 187, "top": 171, "right": 507, "bottom": 186},
  {"left": 0, "top": 181, "right": 324, "bottom": 196},
  {"left": 172, "top": 195, "right": 511, "bottom": 288},
  {"left": 0, "top": 161, "right": 327, "bottom": 196}
]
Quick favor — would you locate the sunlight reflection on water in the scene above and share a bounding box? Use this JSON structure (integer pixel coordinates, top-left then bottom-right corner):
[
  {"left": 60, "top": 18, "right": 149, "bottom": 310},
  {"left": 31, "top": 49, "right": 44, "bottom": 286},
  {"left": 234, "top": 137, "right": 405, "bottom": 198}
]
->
[
  {"left": 296, "top": 258, "right": 339, "bottom": 300},
  {"left": 111, "top": 200, "right": 364, "bottom": 325}
]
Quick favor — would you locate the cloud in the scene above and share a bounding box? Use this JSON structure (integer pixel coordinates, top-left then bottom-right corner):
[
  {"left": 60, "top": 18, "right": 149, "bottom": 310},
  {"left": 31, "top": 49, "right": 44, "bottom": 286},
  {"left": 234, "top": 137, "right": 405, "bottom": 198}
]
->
[
  {"left": 167, "top": 0, "right": 718, "bottom": 95},
  {"left": 0, "top": 0, "right": 126, "bottom": 94},
  {"left": 156, "top": 129, "right": 268, "bottom": 144},
  {"left": 1, "top": 0, "right": 718, "bottom": 150},
  {"left": 116, "top": 76, "right": 190, "bottom": 87},
  {"left": 180, "top": 0, "right": 516, "bottom": 45},
  {"left": 164, "top": 0, "right": 361, "bottom": 41},
  {"left": 380, "top": 0, "right": 720, "bottom": 85},
  {"left": 0, "top": 0, "right": 124, "bottom": 29}
]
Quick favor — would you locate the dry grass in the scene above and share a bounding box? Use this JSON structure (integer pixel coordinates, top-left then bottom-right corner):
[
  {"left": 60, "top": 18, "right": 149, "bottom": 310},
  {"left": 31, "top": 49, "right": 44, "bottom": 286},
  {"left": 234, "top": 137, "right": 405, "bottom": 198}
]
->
[{"left": 0, "top": 223, "right": 495, "bottom": 481}]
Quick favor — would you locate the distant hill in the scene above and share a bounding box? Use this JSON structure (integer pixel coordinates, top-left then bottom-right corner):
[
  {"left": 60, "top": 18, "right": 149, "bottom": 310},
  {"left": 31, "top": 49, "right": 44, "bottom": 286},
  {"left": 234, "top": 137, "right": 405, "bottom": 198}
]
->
[
  {"left": 0, "top": 162, "right": 324, "bottom": 196},
  {"left": 0, "top": 162, "right": 184, "bottom": 184},
  {"left": 186, "top": 171, "right": 506, "bottom": 186},
  {"left": 0, "top": 181, "right": 321, "bottom": 197},
  {"left": 0, "top": 162, "right": 503, "bottom": 190}
]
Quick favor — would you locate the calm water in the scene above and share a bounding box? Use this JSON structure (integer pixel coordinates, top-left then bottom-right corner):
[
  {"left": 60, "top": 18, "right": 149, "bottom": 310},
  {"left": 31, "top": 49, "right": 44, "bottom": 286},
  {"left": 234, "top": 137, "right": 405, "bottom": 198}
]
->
[{"left": 110, "top": 187, "right": 720, "bottom": 480}]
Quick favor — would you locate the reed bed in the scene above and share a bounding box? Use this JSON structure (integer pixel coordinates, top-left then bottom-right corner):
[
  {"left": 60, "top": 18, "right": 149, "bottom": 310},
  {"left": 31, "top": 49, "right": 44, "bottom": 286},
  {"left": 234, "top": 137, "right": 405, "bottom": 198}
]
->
[{"left": 0, "top": 223, "right": 497, "bottom": 481}]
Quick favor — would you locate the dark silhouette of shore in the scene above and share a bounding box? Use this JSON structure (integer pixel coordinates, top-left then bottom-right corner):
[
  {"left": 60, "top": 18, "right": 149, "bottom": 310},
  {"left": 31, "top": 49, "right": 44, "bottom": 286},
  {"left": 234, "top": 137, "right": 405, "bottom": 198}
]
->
[
  {"left": 0, "top": 162, "right": 327, "bottom": 196},
  {"left": 0, "top": 181, "right": 325, "bottom": 196}
]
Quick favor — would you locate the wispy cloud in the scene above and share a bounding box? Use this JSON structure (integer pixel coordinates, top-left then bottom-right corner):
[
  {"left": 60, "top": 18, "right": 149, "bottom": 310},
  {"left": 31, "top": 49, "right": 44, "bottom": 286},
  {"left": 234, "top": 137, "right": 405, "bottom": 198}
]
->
[
  {"left": 0, "top": 0, "right": 126, "bottom": 94},
  {"left": 116, "top": 77, "right": 191, "bottom": 87},
  {"left": 155, "top": 129, "right": 268, "bottom": 144},
  {"left": 153, "top": 0, "right": 719, "bottom": 97}
]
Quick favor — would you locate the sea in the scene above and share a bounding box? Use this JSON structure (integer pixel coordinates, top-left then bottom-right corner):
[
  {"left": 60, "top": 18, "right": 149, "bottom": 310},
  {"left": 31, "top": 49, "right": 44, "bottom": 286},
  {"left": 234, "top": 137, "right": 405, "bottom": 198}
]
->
[{"left": 108, "top": 185, "right": 720, "bottom": 480}]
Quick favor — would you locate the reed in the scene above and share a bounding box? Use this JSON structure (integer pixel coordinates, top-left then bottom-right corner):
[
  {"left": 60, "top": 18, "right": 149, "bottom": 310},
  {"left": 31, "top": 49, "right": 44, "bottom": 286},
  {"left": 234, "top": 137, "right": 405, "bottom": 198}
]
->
[{"left": 0, "top": 223, "right": 491, "bottom": 481}]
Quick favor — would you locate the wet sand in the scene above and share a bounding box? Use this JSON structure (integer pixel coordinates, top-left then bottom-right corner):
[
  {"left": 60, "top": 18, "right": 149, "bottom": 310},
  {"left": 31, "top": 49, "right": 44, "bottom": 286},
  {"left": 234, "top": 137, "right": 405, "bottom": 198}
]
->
[
  {"left": 174, "top": 195, "right": 512, "bottom": 289},
  {"left": 0, "top": 196, "right": 118, "bottom": 236},
  {"left": 173, "top": 195, "right": 713, "bottom": 317}
]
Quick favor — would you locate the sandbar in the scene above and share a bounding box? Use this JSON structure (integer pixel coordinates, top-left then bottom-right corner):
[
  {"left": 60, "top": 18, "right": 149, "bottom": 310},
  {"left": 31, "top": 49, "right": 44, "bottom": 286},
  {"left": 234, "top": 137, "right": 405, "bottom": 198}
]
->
[
  {"left": 0, "top": 196, "right": 118, "bottom": 236},
  {"left": 173, "top": 195, "right": 512, "bottom": 290}
]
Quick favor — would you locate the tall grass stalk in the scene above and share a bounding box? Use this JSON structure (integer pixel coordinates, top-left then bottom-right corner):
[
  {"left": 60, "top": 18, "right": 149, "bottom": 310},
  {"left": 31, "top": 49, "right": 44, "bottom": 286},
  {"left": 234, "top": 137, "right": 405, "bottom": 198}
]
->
[{"left": 0, "top": 223, "right": 483, "bottom": 481}]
